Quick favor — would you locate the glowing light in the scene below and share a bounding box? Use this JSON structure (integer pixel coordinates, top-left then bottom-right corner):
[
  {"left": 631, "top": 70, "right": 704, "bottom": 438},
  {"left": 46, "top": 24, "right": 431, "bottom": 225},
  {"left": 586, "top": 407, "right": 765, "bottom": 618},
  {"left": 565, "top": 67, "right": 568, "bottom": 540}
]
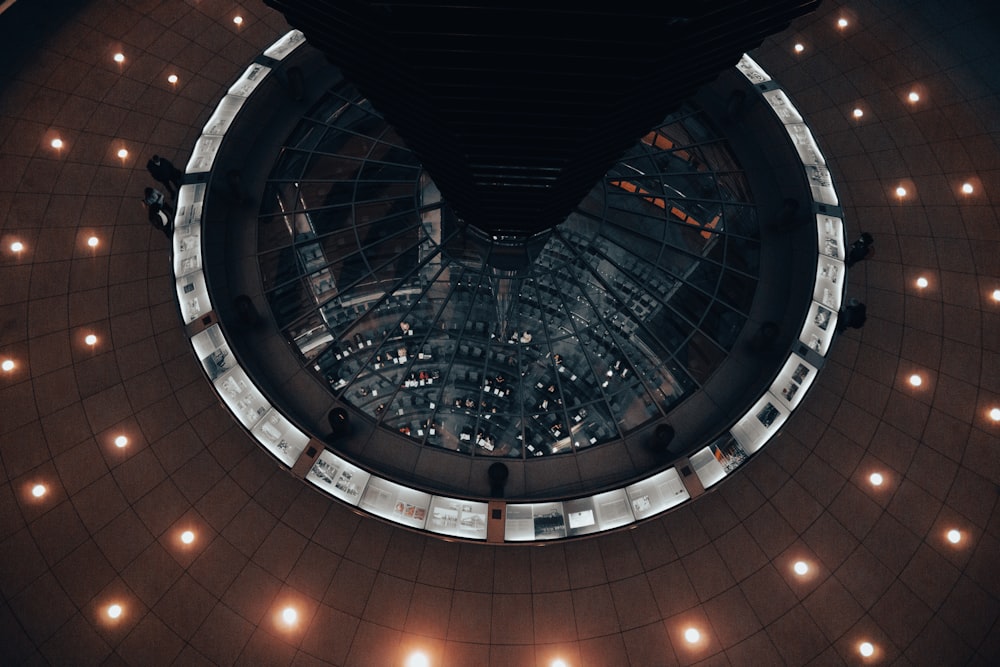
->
[
  {"left": 916, "top": 277, "right": 929, "bottom": 288},
  {"left": 85, "top": 334, "right": 98, "bottom": 346},
  {"left": 869, "top": 472, "right": 884, "bottom": 486},
  {"left": 908, "top": 91, "right": 920, "bottom": 102},
  {"left": 31, "top": 484, "right": 46, "bottom": 498},
  {"left": 10, "top": 241, "right": 24, "bottom": 252},
  {"left": 233, "top": 16, "right": 243, "bottom": 26},
  {"left": 993, "top": 289, "right": 1000, "bottom": 301},
  {"left": 87, "top": 236, "right": 99, "bottom": 247},
  {"left": 117, "top": 148, "right": 128, "bottom": 159},
  {"left": 107, "top": 604, "right": 122, "bottom": 619},
  {"left": 684, "top": 628, "right": 700, "bottom": 643},
  {"left": 114, "top": 435, "right": 128, "bottom": 448},
  {"left": 837, "top": 18, "right": 849, "bottom": 28},
  {"left": 947, "top": 529, "right": 961, "bottom": 544},
  {"left": 962, "top": 182, "right": 974, "bottom": 194},
  {"left": 281, "top": 607, "right": 298, "bottom": 625},
  {"left": 405, "top": 652, "right": 430, "bottom": 667},
  {"left": 895, "top": 186, "right": 907, "bottom": 197},
  {"left": 852, "top": 108, "right": 864, "bottom": 119},
  {"left": 181, "top": 530, "right": 195, "bottom": 544},
  {"left": 167, "top": 74, "right": 178, "bottom": 84},
  {"left": 113, "top": 53, "right": 124, "bottom": 64},
  {"left": 908, "top": 374, "right": 923, "bottom": 387},
  {"left": 793, "top": 561, "right": 809, "bottom": 575},
  {"left": 859, "top": 642, "right": 874, "bottom": 657},
  {"left": 550, "top": 660, "right": 568, "bottom": 667},
  {"left": 51, "top": 138, "right": 63, "bottom": 149},
  {"left": 990, "top": 407, "right": 1000, "bottom": 421},
  {"left": 1, "top": 359, "right": 14, "bottom": 372},
  {"left": 793, "top": 43, "right": 804, "bottom": 53}
]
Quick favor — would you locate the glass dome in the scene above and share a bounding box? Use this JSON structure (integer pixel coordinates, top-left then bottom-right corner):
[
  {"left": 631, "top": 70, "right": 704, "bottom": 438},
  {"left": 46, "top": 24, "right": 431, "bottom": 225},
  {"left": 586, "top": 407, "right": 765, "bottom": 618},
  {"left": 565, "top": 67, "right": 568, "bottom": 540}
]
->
[{"left": 257, "top": 76, "right": 760, "bottom": 459}]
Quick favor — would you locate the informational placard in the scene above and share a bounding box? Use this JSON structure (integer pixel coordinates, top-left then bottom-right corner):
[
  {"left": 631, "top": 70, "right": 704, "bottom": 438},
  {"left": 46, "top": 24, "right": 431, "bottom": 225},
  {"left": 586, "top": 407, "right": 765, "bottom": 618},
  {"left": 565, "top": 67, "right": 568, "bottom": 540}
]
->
[
  {"left": 173, "top": 223, "right": 202, "bottom": 278},
  {"left": 306, "top": 450, "right": 370, "bottom": 506},
  {"left": 251, "top": 408, "right": 309, "bottom": 466},
  {"left": 762, "top": 89, "right": 803, "bottom": 124},
  {"left": 504, "top": 502, "right": 567, "bottom": 541},
  {"left": 176, "top": 270, "right": 211, "bottom": 324},
  {"left": 563, "top": 488, "right": 634, "bottom": 537},
  {"left": 813, "top": 256, "right": 844, "bottom": 311},
  {"left": 174, "top": 183, "right": 205, "bottom": 230},
  {"left": 213, "top": 366, "right": 270, "bottom": 429},
  {"left": 785, "top": 123, "right": 826, "bottom": 166},
  {"left": 263, "top": 30, "right": 306, "bottom": 61},
  {"left": 625, "top": 468, "right": 689, "bottom": 520},
  {"left": 770, "top": 354, "right": 818, "bottom": 411},
  {"left": 191, "top": 325, "right": 234, "bottom": 380},
  {"left": 805, "top": 165, "right": 839, "bottom": 206},
  {"left": 689, "top": 445, "right": 726, "bottom": 488},
  {"left": 816, "top": 214, "right": 846, "bottom": 260},
  {"left": 426, "top": 496, "right": 488, "bottom": 540},
  {"left": 227, "top": 63, "right": 271, "bottom": 98},
  {"left": 735, "top": 53, "right": 771, "bottom": 84},
  {"left": 691, "top": 436, "right": 750, "bottom": 488},
  {"left": 205, "top": 95, "right": 246, "bottom": 137},
  {"left": 185, "top": 134, "right": 224, "bottom": 174},
  {"left": 730, "top": 393, "right": 789, "bottom": 454},
  {"left": 799, "top": 300, "right": 837, "bottom": 356},
  {"left": 359, "top": 477, "right": 432, "bottom": 529}
]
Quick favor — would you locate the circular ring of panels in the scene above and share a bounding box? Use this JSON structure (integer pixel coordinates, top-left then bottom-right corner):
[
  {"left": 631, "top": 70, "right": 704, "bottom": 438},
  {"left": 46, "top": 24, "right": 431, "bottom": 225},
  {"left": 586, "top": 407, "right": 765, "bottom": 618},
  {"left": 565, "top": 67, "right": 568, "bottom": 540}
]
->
[{"left": 173, "top": 31, "right": 846, "bottom": 542}]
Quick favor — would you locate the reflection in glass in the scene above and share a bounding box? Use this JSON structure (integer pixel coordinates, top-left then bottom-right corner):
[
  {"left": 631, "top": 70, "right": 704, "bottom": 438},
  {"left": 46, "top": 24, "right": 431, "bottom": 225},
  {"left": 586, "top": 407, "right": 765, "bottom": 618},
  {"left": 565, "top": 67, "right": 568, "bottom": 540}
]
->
[{"left": 258, "top": 74, "right": 759, "bottom": 459}]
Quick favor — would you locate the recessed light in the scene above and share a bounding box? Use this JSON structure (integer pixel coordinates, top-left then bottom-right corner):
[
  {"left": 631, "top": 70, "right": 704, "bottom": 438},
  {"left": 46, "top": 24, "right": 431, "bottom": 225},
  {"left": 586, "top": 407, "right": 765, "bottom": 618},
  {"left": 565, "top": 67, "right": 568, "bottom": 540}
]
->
[
  {"left": 859, "top": 641, "right": 874, "bottom": 657},
  {"left": 961, "top": 182, "right": 974, "bottom": 194},
  {"left": 10, "top": 241, "right": 24, "bottom": 252},
  {"left": 895, "top": 186, "right": 907, "bottom": 197},
  {"left": 793, "top": 561, "right": 809, "bottom": 575},
  {"left": 852, "top": 108, "right": 864, "bottom": 118},
  {"left": 113, "top": 53, "right": 124, "bottom": 64},
  {"left": 107, "top": 603, "right": 122, "bottom": 619},
  {"left": 908, "top": 91, "right": 920, "bottom": 102},
  {"left": 908, "top": 374, "right": 922, "bottom": 387},
  {"left": 167, "top": 74, "right": 178, "bottom": 84},
  {"left": 794, "top": 43, "right": 805, "bottom": 53},
  {"left": 281, "top": 607, "right": 297, "bottom": 625},
  {"left": 947, "top": 529, "right": 961, "bottom": 544},
  {"left": 869, "top": 472, "right": 884, "bottom": 486},
  {"left": 51, "top": 138, "right": 63, "bottom": 149},
  {"left": 550, "top": 660, "right": 568, "bottom": 667},
  {"left": 114, "top": 435, "right": 128, "bottom": 448},
  {"left": 916, "top": 277, "right": 929, "bottom": 288},
  {"left": 233, "top": 16, "right": 243, "bottom": 26},
  {"left": 87, "top": 236, "right": 99, "bottom": 247},
  {"left": 1, "top": 359, "right": 14, "bottom": 372},
  {"left": 993, "top": 289, "right": 1000, "bottom": 302},
  {"left": 990, "top": 407, "right": 1000, "bottom": 421},
  {"left": 837, "top": 18, "right": 849, "bottom": 28},
  {"left": 684, "top": 627, "right": 700, "bottom": 643},
  {"left": 85, "top": 334, "right": 98, "bottom": 346},
  {"left": 117, "top": 148, "right": 128, "bottom": 159},
  {"left": 181, "top": 530, "right": 195, "bottom": 544},
  {"left": 405, "top": 652, "right": 431, "bottom": 667},
  {"left": 31, "top": 484, "right": 46, "bottom": 498}
]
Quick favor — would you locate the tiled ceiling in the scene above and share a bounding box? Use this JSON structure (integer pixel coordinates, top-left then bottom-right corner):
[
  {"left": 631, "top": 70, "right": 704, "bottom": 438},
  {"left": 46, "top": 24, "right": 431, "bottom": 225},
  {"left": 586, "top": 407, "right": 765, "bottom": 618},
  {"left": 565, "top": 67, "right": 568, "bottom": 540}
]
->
[{"left": 1, "top": 1, "right": 999, "bottom": 665}]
